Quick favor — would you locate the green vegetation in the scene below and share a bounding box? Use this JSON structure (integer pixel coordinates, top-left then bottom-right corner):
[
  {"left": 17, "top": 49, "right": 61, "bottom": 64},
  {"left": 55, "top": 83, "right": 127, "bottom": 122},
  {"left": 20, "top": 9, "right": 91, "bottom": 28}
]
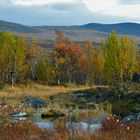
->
[
  {"left": 104, "top": 31, "right": 137, "bottom": 97},
  {"left": 0, "top": 30, "right": 139, "bottom": 140},
  {"left": 0, "top": 31, "right": 138, "bottom": 97}
]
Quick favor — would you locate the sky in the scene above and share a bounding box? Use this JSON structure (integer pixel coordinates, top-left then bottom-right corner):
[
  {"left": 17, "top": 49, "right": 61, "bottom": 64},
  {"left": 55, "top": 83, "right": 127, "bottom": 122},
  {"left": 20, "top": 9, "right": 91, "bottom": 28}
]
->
[{"left": 0, "top": 0, "right": 140, "bottom": 25}]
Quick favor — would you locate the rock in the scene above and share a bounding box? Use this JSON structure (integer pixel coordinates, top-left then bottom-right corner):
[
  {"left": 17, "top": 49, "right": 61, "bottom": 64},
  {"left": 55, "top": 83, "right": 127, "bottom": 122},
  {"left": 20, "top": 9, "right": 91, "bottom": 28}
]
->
[
  {"left": 22, "top": 98, "right": 47, "bottom": 108},
  {"left": 132, "top": 73, "right": 140, "bottom": 83},
  {"left": 41, "top": 110, "right": 65, "bottom": 118},
  {"left": 122, "top": 112, "right": 140, "bottom": 123},
  {"left": 10, "top": 112, "right": 29, "bottom": 117},
  {"left": 134, "top": 112, "right": 140, "bottom": 120}
]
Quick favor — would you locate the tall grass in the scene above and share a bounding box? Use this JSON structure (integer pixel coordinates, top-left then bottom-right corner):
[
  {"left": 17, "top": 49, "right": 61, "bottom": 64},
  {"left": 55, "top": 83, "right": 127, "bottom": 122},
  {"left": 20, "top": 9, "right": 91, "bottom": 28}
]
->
[
  {"left": 0, "top": 84, "right": 89, "bottom": 106},
  {"left": 0, "top": 117, "right": 139, "bottom": 140},
  {"left": 0, "top": 104, "right": 139, "bottom": 140}
]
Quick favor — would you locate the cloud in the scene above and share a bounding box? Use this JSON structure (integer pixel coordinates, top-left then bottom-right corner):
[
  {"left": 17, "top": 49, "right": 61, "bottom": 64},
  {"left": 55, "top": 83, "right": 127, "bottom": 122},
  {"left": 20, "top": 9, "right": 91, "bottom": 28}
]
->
[
  {"left": 119, "top": 0, "right": 140, "bottom": 5},
  {"left": 51, "top": 3, "right": 79, "bottom": 11},
  {"left": 103, "top": 4, "right": 140, "bottom": 20},
  {"left": 0, "top": 0, "right": 140, "bottom": 25},
  {"left": 82, "top": 0, "right": 118, "bottom": 13},
  {"left": 0, "top": 1, "right": 94, "bottom": 25},
  {"left": 10, "top": 0, "right": 79, "bottom": 6},
  {"left": 0, "top": 0, "right": 11, "bottom": 6},
  {"left": 8, "top": 0, "right": 140, "bottom": 20},
  {"left": 82, "top": 0, "right": 140, "bottom": 20}
]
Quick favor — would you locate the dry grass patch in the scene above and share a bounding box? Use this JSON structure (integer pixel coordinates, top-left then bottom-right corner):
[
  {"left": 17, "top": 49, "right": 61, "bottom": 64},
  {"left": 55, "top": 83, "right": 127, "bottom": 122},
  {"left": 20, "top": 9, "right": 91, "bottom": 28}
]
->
[{"left": 0, "top": 84, "right": 89, "bottom": 106}]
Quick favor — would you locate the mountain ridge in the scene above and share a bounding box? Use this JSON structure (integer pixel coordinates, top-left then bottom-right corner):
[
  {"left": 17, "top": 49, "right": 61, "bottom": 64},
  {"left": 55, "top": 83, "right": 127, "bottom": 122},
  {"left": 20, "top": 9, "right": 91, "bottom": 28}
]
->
[{"left": 0, "top": 20, "right": 140, "bottom": 45}]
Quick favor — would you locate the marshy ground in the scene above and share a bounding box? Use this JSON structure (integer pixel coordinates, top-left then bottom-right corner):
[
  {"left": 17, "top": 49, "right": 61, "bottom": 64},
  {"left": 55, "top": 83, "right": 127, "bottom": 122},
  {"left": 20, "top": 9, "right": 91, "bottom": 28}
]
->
[{"left": 0, "top": 83, "right": 139, "bottom": 140}]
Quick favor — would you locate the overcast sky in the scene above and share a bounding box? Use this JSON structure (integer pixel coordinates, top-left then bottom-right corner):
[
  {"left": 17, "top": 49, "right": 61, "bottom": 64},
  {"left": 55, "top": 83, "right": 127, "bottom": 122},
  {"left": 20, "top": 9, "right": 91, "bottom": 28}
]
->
[{"left": 0, "top": 0, "right": 140, "bottom": 25}]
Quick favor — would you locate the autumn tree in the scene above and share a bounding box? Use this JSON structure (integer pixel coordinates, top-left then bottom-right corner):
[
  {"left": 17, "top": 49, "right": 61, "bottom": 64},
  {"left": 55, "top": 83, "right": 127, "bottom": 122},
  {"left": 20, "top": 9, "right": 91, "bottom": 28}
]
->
[
  {"left": 35, "top": 54, "right": 54, "bottom": 84},
  {"left": 85, "top": 41, "right": 105, "bottom": 87},
  {"left": 85, "top": 41, "right": 95, "bottom": 87},
  {"left": 0, "top": 32, "right": 27, "bottom": 86},
  {"left": 94, "top": 46, "right": 105, "bottom": 83},
  {"left": 77, "top": 55, "right": 88, "bottom": 84},
  {"left": 136, "top": 50, "right": 140, "bottom": 73},
  {"left": 54, "top": 32, "right": 84, "bottom": 84},
  {"left": 25, "top": 37, "right": 43, "bottom": 81},
  {"left": 104, "top": 31, "right": 136, "bottom": 98}
]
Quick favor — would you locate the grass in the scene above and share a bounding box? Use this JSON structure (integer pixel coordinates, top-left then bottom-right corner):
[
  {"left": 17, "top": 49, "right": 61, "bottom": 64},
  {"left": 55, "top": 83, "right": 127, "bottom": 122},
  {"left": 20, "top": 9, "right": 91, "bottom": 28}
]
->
[
  {"left": 0, "top": 83, "right": 139, "bottom": 140},
  {"left": 0, "top": 120, "right": 46, "bottom": 140},
  {"left": 0, "top": 116, "right": 139, "bottom": 140},
  {"left": 0, "top": 83, "right": 89, "bottom": 106},
  {"left": 0, "top": 102, "right": 139, "bottom": 140},
  {"left": 0, "top": 83, "right": 109, "bottom": 106}
]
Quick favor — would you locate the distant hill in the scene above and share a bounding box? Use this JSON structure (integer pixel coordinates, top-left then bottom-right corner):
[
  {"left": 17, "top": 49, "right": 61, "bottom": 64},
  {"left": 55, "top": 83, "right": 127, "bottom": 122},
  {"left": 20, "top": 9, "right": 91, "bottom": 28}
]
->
[
  {"left": 0, "top": 20, "right": 140, "bottom": 46},
  {"left": 0, "top": 20, "right": 38, "bottom": 33},
  {"left": 81, "top": 23, "right": 140, "bottom": 36}
]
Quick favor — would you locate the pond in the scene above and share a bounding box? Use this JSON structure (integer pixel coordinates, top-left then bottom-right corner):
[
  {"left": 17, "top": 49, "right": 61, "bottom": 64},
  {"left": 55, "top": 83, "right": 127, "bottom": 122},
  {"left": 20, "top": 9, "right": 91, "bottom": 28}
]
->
[
  {"left": 11, "top": 109, "right": 109, "bottom": 132},
  {"left": 10, "top": 91, "right": 140, "bottom": 132}
]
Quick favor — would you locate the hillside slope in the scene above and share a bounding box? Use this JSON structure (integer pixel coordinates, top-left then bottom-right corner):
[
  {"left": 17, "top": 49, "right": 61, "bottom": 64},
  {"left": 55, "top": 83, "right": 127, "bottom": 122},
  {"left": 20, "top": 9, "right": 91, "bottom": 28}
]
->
[{"left": 0, "top": 20, "right": 140, "bottom": 45}]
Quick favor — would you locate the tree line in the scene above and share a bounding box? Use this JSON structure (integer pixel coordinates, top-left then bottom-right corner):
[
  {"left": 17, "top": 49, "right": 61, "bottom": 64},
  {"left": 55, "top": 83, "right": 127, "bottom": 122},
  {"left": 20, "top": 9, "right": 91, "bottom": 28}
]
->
[{"left": 0, "top": 31, "right": 139, "bottom": 95}]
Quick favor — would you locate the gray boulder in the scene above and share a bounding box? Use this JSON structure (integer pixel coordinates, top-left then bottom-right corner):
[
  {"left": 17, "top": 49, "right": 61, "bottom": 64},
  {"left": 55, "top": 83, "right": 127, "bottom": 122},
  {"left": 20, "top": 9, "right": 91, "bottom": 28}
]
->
[
  {"left": 22, "top": 98, "right": 47, "bottom": 108},
  {"left": 122, "top": 112, "right": 140, "bottom": 123}
]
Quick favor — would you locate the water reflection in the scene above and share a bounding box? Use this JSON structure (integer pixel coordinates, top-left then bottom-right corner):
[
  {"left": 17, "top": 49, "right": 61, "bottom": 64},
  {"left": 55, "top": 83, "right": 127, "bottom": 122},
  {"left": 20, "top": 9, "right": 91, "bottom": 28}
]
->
[
  {"left": 35, "top": 121, "right": 54, "bottom": 129},
  {"left": 11, "top": 109, "right": 109, "bottom": 132}
]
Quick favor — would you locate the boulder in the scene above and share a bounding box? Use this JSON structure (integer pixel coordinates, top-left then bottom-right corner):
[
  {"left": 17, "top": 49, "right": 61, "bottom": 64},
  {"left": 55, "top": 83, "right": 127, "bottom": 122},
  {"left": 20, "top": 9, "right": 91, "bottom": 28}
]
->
[
  {"left": 122, "top": 112, "right": 140, "bottom": 123},
  {"left": 134, "top": 112, "right": 140, "bottom": 120},
  {"left": 22, "top": 98, "right": 47, "bottom": 108},
  {"left": 132, "top": 73, "right": 140, "bottom": 83}
]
